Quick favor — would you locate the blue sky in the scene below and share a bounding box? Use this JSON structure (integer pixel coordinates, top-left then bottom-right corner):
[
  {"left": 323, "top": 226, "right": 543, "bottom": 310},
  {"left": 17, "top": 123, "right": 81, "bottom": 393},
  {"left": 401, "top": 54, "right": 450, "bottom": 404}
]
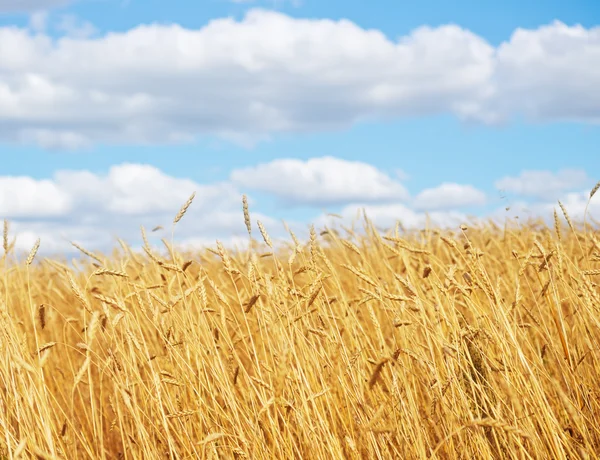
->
[{"left": 0, "top": 0, "right": 598, "bottom": 255}]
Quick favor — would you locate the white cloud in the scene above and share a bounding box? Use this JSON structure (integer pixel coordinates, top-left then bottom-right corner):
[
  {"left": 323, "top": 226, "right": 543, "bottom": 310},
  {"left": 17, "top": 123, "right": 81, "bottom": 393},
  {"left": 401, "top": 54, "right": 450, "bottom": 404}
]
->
[
  {"left": 316, "top": 203, "right": 469, "bottom": 231},
  {"left": 0, "top": 0, "right": 69, "bottom": 13},
  {"left": 413, "top": 183, "right": 486, "bottom": 210},
  {"left": 539, "top": 190, "right": 600, "bottom": 224},
  {"left": 0, "top": 9, "right": 495, "bottom": 148},
  {"left": 0, "top": 175, "right": 71, "bottom": 217},
  {"left": 0, "top": 11, "right": 530, "bottom": 149},
  {"left": 53, "top": 163, "right": 234, "bottom": 216},
  {"left": 9, "top": 220, "right": 113, "bottom": 255},
  {"left": 230, "top": 156, "right": 409, "bottom": 205},
  {"left": 495, "top": 169, "right": 590, "bottom": 199},
  {"left": 487, "top": 190, "right": 600, "bottom": 227},
  {"left": 493, "top": 21, "right": 600, "bottom": 123},
  {"left": 1, "top": 164, "right": 280, "bottom": 256},
  {"left": 0, "top": 12, "right": 598, "bottom": 149},
  {"left": 488, "top": 200, "right": 537, "bottom": 224}
]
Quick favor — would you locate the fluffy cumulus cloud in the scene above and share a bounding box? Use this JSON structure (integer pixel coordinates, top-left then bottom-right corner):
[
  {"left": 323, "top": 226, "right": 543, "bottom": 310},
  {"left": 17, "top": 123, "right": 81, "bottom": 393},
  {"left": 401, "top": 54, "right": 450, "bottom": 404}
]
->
[
  {"left": 309, "top": 167, "right": 599, "bottom": 234},
  {"left": 557, "top": 191, "right": 600, "bottom": 222},
  {"left": 413, "top": 183, "right": 486, "bottom": 210},
  {"left": 0, "top": 10, "right": 598, "bottom": 149},
  {"left": 530, "top": 190, "right": 600, "bottom": 224},
  {"left": 495, "top": 169, "right": 590, "bottom": 200},
  {"left": 493, "top": 22, "right": 600, "bottom": 123},
  {"left": 321, "top": 189, "right": 600, "bottom": 236},
  {"left": 0, "top": 175, "right": 71, "bottom": 217},
  {"left": 316, "top": 203, "right": 469, "bottom": 232},
  {"left": 1, "top": 164, "right": 278, "bottom": 256},
  {"left": 0, "top": 163, "right": 239, "bottom": 219},
  {"left": 487, "top": 191, "right": 600, "bottom": 227},
  {"left": 230, "top": 156, "right": 409, "bottom": 206},
  {"left": 52, "top": 163, "right": 236, "bottom": 216}
]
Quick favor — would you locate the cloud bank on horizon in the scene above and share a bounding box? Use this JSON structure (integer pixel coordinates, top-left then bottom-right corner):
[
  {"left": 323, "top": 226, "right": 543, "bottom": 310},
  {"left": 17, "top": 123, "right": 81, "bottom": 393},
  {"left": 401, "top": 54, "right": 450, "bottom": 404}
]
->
[{"left": 1, "top": 158, "right": 597, "bottom": 256}]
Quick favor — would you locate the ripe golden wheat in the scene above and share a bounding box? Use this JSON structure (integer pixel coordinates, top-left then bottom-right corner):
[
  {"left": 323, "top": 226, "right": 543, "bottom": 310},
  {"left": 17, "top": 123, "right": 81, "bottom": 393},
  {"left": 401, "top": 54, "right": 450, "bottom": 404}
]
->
[{"left": 0, "top": 195, "right": 600, "bottom": 459}]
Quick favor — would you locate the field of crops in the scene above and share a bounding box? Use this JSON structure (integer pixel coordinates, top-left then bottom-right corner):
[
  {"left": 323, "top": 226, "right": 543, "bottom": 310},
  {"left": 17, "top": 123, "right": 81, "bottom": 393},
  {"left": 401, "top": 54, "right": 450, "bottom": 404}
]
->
[{"left": 1, "top": 194, "right": 600, "bottom": 459}]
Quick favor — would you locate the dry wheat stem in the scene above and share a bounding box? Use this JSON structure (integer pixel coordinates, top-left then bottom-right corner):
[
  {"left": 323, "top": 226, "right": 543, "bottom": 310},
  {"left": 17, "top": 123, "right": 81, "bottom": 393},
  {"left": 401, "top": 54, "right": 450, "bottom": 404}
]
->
[{"left": 174, "top": 192, "right": 196, "bottom": 224}]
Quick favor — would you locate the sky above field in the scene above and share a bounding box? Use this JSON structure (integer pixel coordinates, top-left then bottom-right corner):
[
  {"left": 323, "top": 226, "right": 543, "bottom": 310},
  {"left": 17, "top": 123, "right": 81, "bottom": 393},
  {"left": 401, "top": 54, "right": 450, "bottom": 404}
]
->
[{"left": 0, "top": 0, "right": 599, "bottom": 255}]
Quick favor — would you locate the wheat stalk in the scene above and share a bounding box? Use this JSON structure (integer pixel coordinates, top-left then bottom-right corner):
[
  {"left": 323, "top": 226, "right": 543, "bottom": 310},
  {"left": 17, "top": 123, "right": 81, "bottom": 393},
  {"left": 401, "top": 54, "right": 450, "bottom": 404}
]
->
[
  {"left": 257, "top": 220, "right": 272, "bottom": 248},
  {"left": 26, "top": 238, "right": 40, "bottom": 266},
  {"left": 174, "top": 192, "right": 196, "bottom": 224},
  {"left": 242, "top": 194, "right": 252, "bottom": 236}
]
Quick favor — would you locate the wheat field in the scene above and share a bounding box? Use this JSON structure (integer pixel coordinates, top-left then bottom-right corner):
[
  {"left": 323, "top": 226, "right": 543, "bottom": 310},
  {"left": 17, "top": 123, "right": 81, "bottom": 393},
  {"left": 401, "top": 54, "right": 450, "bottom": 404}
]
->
[{"left": 1, "top": 192, "right": 600, "bottom": 460}]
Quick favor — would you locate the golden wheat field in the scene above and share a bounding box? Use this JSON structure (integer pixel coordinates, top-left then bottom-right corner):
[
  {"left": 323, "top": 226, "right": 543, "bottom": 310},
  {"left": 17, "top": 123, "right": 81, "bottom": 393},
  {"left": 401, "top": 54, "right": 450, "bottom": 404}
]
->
[{"left": 1, "top": 192, "right": 600, "bottom": 460}]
